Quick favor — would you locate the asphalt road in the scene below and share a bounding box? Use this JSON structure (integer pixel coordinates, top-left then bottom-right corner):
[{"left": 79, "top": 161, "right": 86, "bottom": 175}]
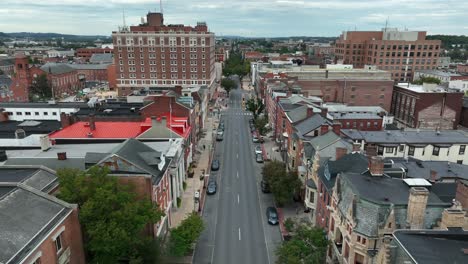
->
[{"left": 193, "top": 80, "right": 282, "bottom": 264}]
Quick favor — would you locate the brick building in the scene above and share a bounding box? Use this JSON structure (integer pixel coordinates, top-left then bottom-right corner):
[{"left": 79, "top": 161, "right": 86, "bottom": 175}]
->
[
  {"left": 335, "top": 29, "right": 441, "bottom": 81},
  {"left": 456, "top": 64, "right": 468, "bottom": 74},
  {"left": 112, "top": 12, "right": 216, "bottom": 97},
  {"left": 390, "top": 83, "right": 463, "bottom": 129},
  {"left": 76, "top": 47, "right": 113, "bottom": 62}
]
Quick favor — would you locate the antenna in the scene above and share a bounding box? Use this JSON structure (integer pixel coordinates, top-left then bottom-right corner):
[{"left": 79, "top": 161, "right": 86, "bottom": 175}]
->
[
  {"left": 384, "top": 17, "right": 388, "bottom": 31},
  {"left": 160, "top": 0, "right": 164, "bottom": 14},
  {"left": 122, "top": 9, "right": 126, "bottom": 28}
]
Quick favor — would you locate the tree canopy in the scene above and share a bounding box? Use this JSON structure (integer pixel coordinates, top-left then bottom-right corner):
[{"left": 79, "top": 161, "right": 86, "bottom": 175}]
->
[
  {"left": 223, "top": 52, "right": 250, "bottom": 80},
  {"left": 413, "top": 76, "right": 442, "bottom": 85},
  {"left": 245, "top": 97, "right": 265, "bottom": 120},
  {"left": 276, "top": 224, "right": 328, "bottom": 264},
  {"left": 255, "top": 116, "right": 271, "bottom": 136},
  {"left": 262, "top": 161, "right": 301, "bottom": 206},
  {"left": 221, "top": 78, "right": 237, "bottom": 94},
  {"left": 29, "top": 73, "right": 52, "bottom": 100},
  {"left": 168, "top": 212, "right": 204, "bottom": 257},
  {"left": 57, "top": 167, "right": 164, "bottom": 263}
]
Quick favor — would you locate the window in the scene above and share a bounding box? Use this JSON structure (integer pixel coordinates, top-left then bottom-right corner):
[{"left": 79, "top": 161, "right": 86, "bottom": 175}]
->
[
  {"left": 55, "top": 233, "right": 62, "bottom": 253},
  {"left": 408, "top": 146, "right": 415, "bottom": 156},
  {"left": 309, "top": 191, "right": 314, "bottom": 203},
  {"left": 25, "top": 112, "right": 31, "bottom": 115},
  {"left": 385, "top": 147, "right": 394, "bottom": 153},
  {"left": 457, "top": 160, "right": 463, "bottom": 164},
  {"left": 459, "top": 145, "right": 466, "bottom": 155},
  {"left": 432, "top": 146, "right": 440, "bottom": 156},
  {"left": 16, "top": 112, "right": 22, "bottom": 115}
]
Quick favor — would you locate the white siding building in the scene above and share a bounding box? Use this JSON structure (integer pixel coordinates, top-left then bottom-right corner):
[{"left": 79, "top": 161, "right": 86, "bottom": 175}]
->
[{"left": 0, "top": 102, "right": 81, "bottom": 121}]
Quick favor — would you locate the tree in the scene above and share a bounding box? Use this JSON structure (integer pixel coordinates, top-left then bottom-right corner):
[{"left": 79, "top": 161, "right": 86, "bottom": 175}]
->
[
  {"left": 222, "top": 52, "right": 250, "bottom": 82},
  {"left": 262, "top": 161, "right": 301, "bottom": 206},
  {"left": 221, "top": 78, "right": 237, "bottom": 95},
  {"left": 276, "top": 225, "right": 328, "bottom": 264},
  {"left": 169, "top": 213, "right": 204, "bottom": 256},
  {"left": 29, "top": 73, "right": 52, "bottom": 100},
  {"left": 255, "top": 116, "right": 271, "bottom": 136},
  {"left": 57, "top": 167, "right": 164, "bottom": 263},
  {"left": 246, "top": 97, "right": 265, "bottom": 120},
  {"left": 413, "top": 76, "right": 442, "bottom": 85}
]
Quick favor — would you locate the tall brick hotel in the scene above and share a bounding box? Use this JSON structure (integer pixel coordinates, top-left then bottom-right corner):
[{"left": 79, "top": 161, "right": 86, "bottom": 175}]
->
[
  {"left": 112, "top": 12, "right": 216, "bottom": 96},
  {"left": 335, "top": 28, "right": 441, "bottom": 82}
]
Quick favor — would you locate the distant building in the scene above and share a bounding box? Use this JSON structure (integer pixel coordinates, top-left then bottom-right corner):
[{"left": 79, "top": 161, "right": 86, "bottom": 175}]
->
[
  {"left": 112, "top": 12, "right": 216, "bottom": 97},
  {"left": 335, "top": 28, "right": 441, "bottom": 82},
  {"left": 46, "top": 49, "right": 75, "bottom": 58},
  {"left": 437, "top": 56, "right": 451, "bottom": 69},
  {"left": 413, "top": 69, "right": 468, "bottom": 83},
  {"left": 456, "top": 64, "right": 468, "bottom": 74},
  {"left": 76, "top": 47, "right": 113, "bottom": 62},
  {"left": 390, "top": 83, "right": 463, "bottom": 129}
]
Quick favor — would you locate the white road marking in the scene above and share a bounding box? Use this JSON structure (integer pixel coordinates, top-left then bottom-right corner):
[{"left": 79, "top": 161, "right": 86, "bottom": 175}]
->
[
  {"left": 237, "top": 171, "right": 239, "bottom": 178},
  {"left": 237, "top": 194, "right": 240, "bottom": 204},
  {"left": 239, "top": 228, "right": 241, "bottom": 241},
  {"left": 237, "top": 153, "right": 239, "bottom": 159}
]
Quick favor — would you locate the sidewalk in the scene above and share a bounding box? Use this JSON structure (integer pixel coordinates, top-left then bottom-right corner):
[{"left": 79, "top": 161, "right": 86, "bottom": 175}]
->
[
  {"left": 277, "top": 202, "right": 312, "bottom": 239},
  {"left": 262, "top": 134, "right": 283, "bottom": 162},
  {"left": 170, "top": 115, "right": 219, "bottom": 227}
]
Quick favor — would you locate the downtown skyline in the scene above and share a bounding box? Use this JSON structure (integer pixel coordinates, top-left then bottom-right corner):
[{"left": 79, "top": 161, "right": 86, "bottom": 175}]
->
[{"left": 0, "top": 0, "right": 467, "bottom": 37}]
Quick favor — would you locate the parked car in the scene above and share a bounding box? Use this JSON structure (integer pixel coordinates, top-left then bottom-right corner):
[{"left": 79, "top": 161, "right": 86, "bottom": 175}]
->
[
  {"left": 219, "top": 122, "right": 225, "bottom": 130},
  {"left": 260, "top": 180, "right": 270, "bottom": 193},
  {"left": 216, "top": 134, "right": 223, "bottom": 141},
  {"left": 250, "top": 126, "right": 256, "bottom": 132},
  {"left": 206, "top": 180, "right": 217, "bottom": 195},
  {"left": 254, "top": 145, "right": 263, "bottom": 155},
  {"left": 253, "top": 136, "right": 259, "bottom": 143},
  {"left": 217, "top": 129, "right": 224, "bottom": 136},
  {"left": 256, "top": 153, "right": 264, "bottom": 163},
  {"left": 266, "top": 207, "right": 279, "bottom": 225},
  {"left": 211, "top": 159, "right": 220, "bottom": 171}
]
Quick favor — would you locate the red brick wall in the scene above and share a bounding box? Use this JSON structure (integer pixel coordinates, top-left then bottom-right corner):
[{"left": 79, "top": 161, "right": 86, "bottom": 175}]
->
[
  {"left": 107, "top": 64, "right": 117, "bottom": 90},
  {"left": 337, "top": 118, "right": 383, "bottom": 131},
  {"left": 456, "top": 180, "right": 468, "bottom": 210},
  {"left": 316, "top": 181, "right": 331, "bottom": 231},
  {"left": 22, "top": 209, "right": 85, "bottom": 264},
  {"left": 457, "top": 65, "right": 468, "bottom": 74},
  {"left": 75, "top": 68, "right": 108, "bottom": 82}
]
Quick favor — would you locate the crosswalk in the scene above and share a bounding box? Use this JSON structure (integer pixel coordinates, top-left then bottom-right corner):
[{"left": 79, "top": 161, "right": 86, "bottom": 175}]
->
[{"left": 223, "top": 112, "right": 252, "bottom": 116}]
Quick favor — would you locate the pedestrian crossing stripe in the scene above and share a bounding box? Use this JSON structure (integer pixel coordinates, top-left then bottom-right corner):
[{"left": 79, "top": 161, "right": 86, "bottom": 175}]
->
[{"left": 224, "top": 113, "right": 252, "bottom": 116}]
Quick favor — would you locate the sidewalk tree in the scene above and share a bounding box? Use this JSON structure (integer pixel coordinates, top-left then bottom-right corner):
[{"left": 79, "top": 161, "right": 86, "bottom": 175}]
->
[
  {"left": 413, "top": 76, "right": 442, "bottom": 85},
  {"left": 221, "top": 78, "right": 237, "bottom": 95},
  {"left": 57, "top": 166, "right": 164, "bottom": 263},
  {"left": 29, "top": 73, "right": 52, "bottom": 100},
  {"left": 262, "top": 161, "right": 300, "bottom": 206},
  {"left": 246, "top": 97, "right": 265, "bottom": 120},
  {"left": 276, "top": 225, "right": 328, "bottom": 264},
  {"left": 222, "top": 52, "right": 250, "bottom": 82},
  {"left": 169, "top": 212, "right": 204, "bottom": 256},
  {"left": 255, "top": 116, "right": 271, "bottom": 136}
]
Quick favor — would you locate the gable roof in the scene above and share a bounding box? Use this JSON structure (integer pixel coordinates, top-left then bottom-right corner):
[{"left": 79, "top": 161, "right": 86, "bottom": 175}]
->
[
  {"left": 40, "top": 63, "right": 76, "bottom": 75},
  {"left": 0, "top": 166, "right": 58, "bottom": 193},
  {"left": 89, "top": 53, "right": 113, "bottom": 64},
  {"left": 318, "top": 153, "right": 369, "bottom": 191},
  {"left": 285, "top": 105, "right": 308, "bottom": 123},
  {"left": 294, "top": 114, "right": 327, "bottom": 139},
  {"left": 341, "top": 129, "right": 468, "bottom": 144}
]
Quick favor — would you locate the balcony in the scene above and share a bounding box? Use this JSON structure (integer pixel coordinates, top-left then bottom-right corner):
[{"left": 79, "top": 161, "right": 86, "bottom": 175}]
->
[{"left": 331, "top": 242, "right": 343, "bottom": 264}]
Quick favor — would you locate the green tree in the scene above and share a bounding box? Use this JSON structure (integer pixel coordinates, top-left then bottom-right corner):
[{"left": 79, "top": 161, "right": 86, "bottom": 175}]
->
[
  {"left": 57, "top": 167, "right": 164, "bottom": 263},
  {"left": 29, "top": 73, "right": 52, "bottom": 100},
  {"left": 255, "top": 116, "right": 271, "bottom": 136},
  {"left": 262, "top": 161, "right": 301, "bottom": 206},
  {"left": 246, "top": 97, "right": 265, "bottom": 120},
  {"left": 169, "top": 213, "right": 204, "bottom": 256},
  {"left": 221, "top": 78, "right": 237, "bottom": 95},
  {"left": 413, "top": 76, "right": 442, "bottom": 85},
  {"left": 276, "top": 225, "right": 328, "bottom": 264},
  {"left": 223, "top": 52, "right": 251, "bottom": 82}
]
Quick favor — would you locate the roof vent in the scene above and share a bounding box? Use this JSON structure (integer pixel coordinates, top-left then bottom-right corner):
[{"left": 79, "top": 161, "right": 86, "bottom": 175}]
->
[
  {"left": 103, "top": 109, "right": 112, "bottom": 114},
  {"left": 87, "top": 132, "right": 93, "bottom": 138}
]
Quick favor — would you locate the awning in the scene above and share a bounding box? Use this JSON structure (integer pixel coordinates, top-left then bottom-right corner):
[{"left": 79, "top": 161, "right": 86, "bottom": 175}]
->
[
  {"left": 282, "top": 132, "right": 289, "bottom": 138},
  {"left": 408, "top": 144, "right": 427, "bottom": 148},
  {"left": 378, "top": 144, "right": 399, "bottom": 147}
]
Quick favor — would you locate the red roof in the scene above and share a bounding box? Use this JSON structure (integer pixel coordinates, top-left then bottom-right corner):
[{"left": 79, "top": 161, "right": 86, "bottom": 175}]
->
[{"left": 50, "top": 121, "right": 149, "bottom": 139}]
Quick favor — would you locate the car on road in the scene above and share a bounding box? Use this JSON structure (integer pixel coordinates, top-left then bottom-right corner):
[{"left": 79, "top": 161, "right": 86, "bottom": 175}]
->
[
  {"left": 260, "top": 180, "right": 270, "bottom": 193},
  {"left": 254, "top": 145, "right": 263, "bottom": 155},
  {"left": 250, "top": 126, "right": 256, "bottom": 133},
  {"left": 211, "top": 159, "right": 220, "bottom": 171},
  {"left": 217, "top": 129, "right": 224, "bottom": 136},
  {"left": 266, "top": 207, "right": 279, "bottom": 225},
  {"left": 206, "top": 180, "right": 217, "bottom": 195},
  {"left": 256, "top": 153, "right": 264, "bottom": 163},
  {"left": 219, "top": 123, "right": 225, "bottom": 130},
  {"left": 216, "top": 134, "right": 223, "bottom": 141}
]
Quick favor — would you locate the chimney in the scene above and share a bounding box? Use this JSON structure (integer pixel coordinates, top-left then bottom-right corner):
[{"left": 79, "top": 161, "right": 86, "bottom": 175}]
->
[
  {"left": 40, "top": 135, "right": 51, "bottom": 151},
  {"left": 320, "top": 107, "right": 328, "bottom": 118},
  {"left": 320, "top": 124, "right": 329, "bottom": 135},
  {"left": 287, "top": 89, "right": 292, "bottom": 97},
  {"left": 175, "top": 85, "right": 183, "bottom": 95},
  {"left": 352, "top": 142, "right": 361, "bottom": 153},
  {"left": 336, "top": 147, "right": 348, "bottom": 160},
  {"left": 430, "top": 170, "right": 438, "bottom": 182},
  {"left": 57, "top": 152, "right": 67, "bottom": 160},
  {"left": 439, "top": 207, "right": 466, "bottom": 229},
  {"left": 332, "top": 121, "right": 341, "bottom": 135},
  {"left": 89, "top": 114, "right": 96, "bottom": 131},
  {"left": 368, "top": 156, "right": 384, "bottom": 176},
  {"left": 147, "top": 12, "right": 164, "bottom": 27},
  {"left": 406, "top": 187, "right": 429, "bottom": 229},
  {"left": 306, "top": 107, "right": 314, "bottom": 118},
  {"left": 455, "top": 180, "right": 468, "bottom": 211},
  {"left": 60, "top": 112, "right": 71, "bottom": 128},
  {"left": 366, "top": 145, "right": 377, "bottom": 156},
  {"left": 0, "top": 108, "right": 9, "bottom": 122}
]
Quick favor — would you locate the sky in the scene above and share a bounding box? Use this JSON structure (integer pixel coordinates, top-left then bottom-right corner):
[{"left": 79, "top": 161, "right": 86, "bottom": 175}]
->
[{"left": 1, "top": 0, "right": 468, "bottom": 37}]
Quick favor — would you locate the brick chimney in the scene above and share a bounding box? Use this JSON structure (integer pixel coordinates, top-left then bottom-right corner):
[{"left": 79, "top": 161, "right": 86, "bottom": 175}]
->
[
  {"left": 430, "top": 170, "right": 438, "bottom": 183},
  {"left": 320, "top": 107, "right": 328, "bottom": 118},
  {"left": 175, "top": 85, "right": 183, "bottom": 96},
  {"left": 57, "top": 152, "right": 67, "bottom": 160},
  {"left": 352, "top": 142, "right": 361, "bottom": 153},
  {"left": 406, "top": 187, "right": 429, "bottom": 229},
  {"left": 455, "top": 180, "right": 468, "bottom": 211},
  {"left": 336, "top": 147, "right": 348, "bottom": 160},
  {"left": 366, "top": 145, "right": 377, "bottom": 156},
  {"left": 368, "top": 156, "right": 384, "bottom": 176},
  {"left": 60, "top": 112, "right": 71, "bottom": 128},
  {"left": 286, "top": 89, "right": 292, "bottom": 97},
  {"left": 439, "top": 207, "right": 466, "bottom": 229},
  {"left": 89, "top": 113, "right": 96, "bottom": 131},
  {"left": 332, "top": 121, "right": 341, "bottom": 135},
  {"left": 0, "top": 108, "right": 8, "bottom": 122},
  {"left": 320, "top": 124, "right": 329, "bottom": 135},
  {"left": 147, "top": 12, "right": 164, "bottom": 27},
  {"left": 306, "top": 106, "right": 314, "bottom": 118}
]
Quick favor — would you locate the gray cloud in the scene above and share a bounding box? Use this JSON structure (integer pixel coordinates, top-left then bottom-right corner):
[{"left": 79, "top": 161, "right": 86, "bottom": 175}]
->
[{"left": 0, "top": 0, "right": 466, "bottom": 36}]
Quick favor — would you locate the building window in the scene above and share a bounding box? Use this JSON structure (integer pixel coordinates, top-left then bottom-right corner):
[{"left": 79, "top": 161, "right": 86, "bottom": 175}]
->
[
  {"left": 385, "top": 147, "right": 394, "bottom": 154},
  {"left": 43, "top": 112, "right": 48, "bottom": 115},
  {"left": 54, "top": 233, "right": 63, "bottom": 253},
  {"left": 457, "top": 160, "right": 463, "bottom": 164},
  {"left": 25, "top": 112, "right": 31, "bottom": 115},
  {"left": 399, "top": 145, "right": 404, "bottom": 152},
  {"left": 309, "top": 191, "right": 314, "bottom": 203},
  {"left": 16, "top": 112, "right": 22, "bottom": 115},
  {"left": 459, "top": 145, "right": 466, "bottom": 155},
  {"left": 432, "top": 146, "right": 440, "bottom": 156},
  {"left": 408, "top": 146, "right": 415, "bottom": 156}
]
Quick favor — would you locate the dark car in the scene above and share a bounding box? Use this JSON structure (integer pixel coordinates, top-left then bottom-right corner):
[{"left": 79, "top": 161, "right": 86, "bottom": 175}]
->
[
  {"left": 206, "top": 180, "right": 217, "bottom": 195},
  {"left": 219, "top": 122, "right": 225, "bottom": 130},
  {"left": 266, "top": 207, "right": 279, "bottom": 225},
  {"left": 211, "top": 159, "right": 220, "bottom": 171},
  {"left": 256, "top": 153, "right": 264, "bottom": 163},
  {"left": 216, "top": 134, "right": 223, "bottom": 141},
  {"left": 261, "top": 180, "right": 270, "bottom": 193}
]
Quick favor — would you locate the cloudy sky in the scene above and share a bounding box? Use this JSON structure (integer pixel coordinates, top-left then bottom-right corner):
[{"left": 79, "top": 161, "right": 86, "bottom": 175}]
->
[{"left": 1, "top": 0, "right": 467, "bottom": 37}]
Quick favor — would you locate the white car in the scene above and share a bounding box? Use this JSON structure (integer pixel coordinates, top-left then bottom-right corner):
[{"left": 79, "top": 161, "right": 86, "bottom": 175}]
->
[{"left": 255, "top": 145, "right": 263, "bottom": 155}]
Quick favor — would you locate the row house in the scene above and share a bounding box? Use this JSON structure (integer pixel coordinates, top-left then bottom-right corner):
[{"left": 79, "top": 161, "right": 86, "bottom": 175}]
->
[
  {"left": 341, "top": 129, "right": 468, "bottom": 165},
  {"left": 76, "top": 47, "right": 113, "bottom": 62}
]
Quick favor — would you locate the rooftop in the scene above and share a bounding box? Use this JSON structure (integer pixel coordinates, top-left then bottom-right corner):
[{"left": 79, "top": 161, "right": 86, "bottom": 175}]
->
[
  {"left": 0, "top": 166, "right": 58, "bottom": 193},
  {"left": 341, "top": 129, "right": 468, "bottom": 144},
  {"left": 0, "top": 102, "right": 87, "bottom": 109},
  {"left": 40, "top": 63, "right": 76, "bottom": 75},
  {"left": 416, "top": 69, "right": 462, "bottom": 78},
  {"left": 0, "top": 120, "right": 61, "bottom": 139},
  {"left": 393, "top": 229, "right": 468, "bottom": 264},
  {"left": 50, "top": 121, "right": 148, "bottom": 139}
]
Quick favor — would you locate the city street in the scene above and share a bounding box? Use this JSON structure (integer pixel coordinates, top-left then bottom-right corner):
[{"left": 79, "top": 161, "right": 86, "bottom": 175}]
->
[{"left": 193, "top": 78, "right": 282, "bottom": 264}]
